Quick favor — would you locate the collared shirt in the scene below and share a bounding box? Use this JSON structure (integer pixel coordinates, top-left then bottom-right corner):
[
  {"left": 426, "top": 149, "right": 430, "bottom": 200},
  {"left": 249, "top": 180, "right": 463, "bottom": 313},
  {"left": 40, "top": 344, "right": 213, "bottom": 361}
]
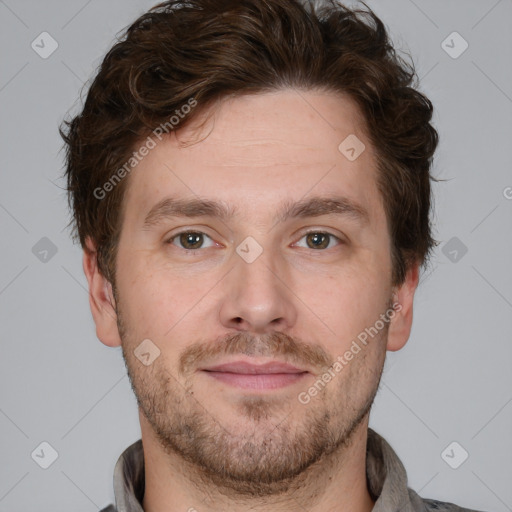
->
[{"left": 100, "top": 428, "right": 485, "bottom": 512}]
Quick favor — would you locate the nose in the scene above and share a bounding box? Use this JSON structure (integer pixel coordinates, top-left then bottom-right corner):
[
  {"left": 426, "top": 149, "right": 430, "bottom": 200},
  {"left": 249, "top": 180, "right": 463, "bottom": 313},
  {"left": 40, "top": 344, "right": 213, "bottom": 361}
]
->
[{"left": 218, "top": 245, "right": 298, "bottom": 334}]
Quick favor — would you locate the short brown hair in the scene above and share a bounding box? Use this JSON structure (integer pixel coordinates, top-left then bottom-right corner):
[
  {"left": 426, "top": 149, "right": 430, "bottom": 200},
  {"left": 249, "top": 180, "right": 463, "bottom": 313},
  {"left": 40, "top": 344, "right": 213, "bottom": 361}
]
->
[{"left": 60, "top": 0, "right": 438, "bottom": 286}]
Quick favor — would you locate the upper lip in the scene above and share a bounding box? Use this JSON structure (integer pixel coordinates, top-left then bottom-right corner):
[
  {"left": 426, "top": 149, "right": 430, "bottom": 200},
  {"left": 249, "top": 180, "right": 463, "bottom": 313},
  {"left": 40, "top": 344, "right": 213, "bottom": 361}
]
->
[{"left": 201, "top": 360, "right": 307, "bottom": 374}]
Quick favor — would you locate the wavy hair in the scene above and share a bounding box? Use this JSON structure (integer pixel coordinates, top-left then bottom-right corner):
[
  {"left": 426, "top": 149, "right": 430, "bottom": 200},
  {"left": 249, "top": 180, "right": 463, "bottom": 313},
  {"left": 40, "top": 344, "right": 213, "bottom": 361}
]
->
[{"left": 60, "top": 0, "right": 438, "bottom": 286}]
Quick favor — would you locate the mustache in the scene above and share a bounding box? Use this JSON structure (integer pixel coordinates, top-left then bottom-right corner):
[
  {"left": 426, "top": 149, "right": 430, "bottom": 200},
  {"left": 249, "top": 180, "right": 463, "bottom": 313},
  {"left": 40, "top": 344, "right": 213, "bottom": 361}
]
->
[{"left": 179, "top": 331, "right": 333, "bottom": 376}]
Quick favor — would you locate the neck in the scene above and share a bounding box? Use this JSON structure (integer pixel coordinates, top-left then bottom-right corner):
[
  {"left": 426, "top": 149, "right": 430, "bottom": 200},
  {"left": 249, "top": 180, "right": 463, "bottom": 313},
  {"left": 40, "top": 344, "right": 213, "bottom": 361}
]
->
[{"left": 140, "top": 412, "right": 375, "bottom": 512}]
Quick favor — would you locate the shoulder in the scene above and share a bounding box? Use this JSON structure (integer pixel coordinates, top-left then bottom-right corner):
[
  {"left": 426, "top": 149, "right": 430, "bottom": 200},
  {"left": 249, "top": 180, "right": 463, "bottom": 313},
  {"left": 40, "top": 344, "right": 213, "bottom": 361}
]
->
[{"left": 99, "top": 505, "right": 117, "bottom": 512}]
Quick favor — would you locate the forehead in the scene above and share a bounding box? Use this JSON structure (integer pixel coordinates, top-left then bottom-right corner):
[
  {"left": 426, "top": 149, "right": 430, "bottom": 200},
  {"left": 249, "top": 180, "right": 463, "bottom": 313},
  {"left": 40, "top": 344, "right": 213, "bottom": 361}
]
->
[{"left": 121, "top": 89, "right": 384, "bottom": 227}]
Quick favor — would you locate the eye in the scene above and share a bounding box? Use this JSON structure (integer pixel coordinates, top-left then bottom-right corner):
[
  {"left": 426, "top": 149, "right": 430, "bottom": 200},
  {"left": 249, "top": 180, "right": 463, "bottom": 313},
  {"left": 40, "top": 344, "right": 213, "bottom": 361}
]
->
[
  {"left": 294, "top": 231, "right": 342, "bottom": 250},
  {"left": 167, "top": 231, "right": 216, "bottom": 250}
]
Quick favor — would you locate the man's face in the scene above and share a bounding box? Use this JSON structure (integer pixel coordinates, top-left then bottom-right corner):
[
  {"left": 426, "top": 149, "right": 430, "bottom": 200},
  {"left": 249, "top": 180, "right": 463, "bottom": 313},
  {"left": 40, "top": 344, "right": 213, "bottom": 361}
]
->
[{"left": 105, "top": 90, "right": 405, "bottom": 492}]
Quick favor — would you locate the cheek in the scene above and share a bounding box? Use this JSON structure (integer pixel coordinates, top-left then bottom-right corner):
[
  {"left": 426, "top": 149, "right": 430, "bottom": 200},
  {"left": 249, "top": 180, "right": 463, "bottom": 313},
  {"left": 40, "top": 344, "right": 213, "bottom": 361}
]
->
[
  {"left": 115, "top": 254, "right": 219, "bottom": 343},
  {"left": 115, "top": 256, "right": 167, "bottom": 336},
  {"left": 304, "top": 264, "right": 391, "bottom": 352}
]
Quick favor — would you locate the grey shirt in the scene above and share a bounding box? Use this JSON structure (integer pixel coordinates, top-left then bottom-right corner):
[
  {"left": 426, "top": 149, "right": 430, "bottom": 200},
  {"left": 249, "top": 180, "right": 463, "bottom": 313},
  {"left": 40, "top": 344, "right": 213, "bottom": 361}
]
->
[{"left": 100, "top": 428, "right": 485, "bottom": 512}]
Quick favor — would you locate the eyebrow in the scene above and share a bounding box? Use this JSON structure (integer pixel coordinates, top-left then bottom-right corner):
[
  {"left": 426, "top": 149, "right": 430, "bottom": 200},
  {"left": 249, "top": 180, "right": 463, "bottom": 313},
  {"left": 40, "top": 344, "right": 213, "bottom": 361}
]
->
[{"left": 142, "top": 195, "right": 370, "bottom": 229}]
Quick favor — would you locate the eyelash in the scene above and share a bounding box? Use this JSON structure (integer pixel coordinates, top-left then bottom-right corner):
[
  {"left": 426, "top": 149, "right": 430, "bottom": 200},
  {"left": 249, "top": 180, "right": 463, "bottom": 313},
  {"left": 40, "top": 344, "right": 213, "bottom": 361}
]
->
[{"left": 166, "top": 230, "right": 344, "bottom": 251}]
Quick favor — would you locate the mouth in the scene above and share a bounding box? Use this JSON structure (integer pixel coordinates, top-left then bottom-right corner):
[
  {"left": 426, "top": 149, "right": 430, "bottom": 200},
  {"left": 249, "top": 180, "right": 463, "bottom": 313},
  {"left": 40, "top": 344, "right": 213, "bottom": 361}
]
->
[{"left": 199, "top": 360, "right": 310, "bottom": 390}]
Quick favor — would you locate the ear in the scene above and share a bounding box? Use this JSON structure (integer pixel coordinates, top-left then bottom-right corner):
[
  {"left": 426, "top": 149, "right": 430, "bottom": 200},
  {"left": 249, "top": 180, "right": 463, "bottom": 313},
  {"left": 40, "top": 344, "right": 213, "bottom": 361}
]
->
[
  {"left": 82, "top": 237, "right": 122, "bottom": 347},
  {"left": 386, "top": 261, "right": 420, "bottom": 352}
]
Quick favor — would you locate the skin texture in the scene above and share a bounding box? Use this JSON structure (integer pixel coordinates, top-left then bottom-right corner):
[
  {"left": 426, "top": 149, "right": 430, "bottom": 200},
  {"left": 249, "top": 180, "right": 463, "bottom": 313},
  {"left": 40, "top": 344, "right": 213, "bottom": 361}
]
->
[{"left": 83, "top": 89, "right": 419, "bottom": 512}]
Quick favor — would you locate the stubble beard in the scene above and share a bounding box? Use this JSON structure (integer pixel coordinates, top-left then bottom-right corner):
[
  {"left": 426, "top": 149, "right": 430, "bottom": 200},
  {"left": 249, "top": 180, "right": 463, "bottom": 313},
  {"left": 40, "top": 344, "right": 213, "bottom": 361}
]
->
[{"left": 117, "top": 310, "right": 387, "bottom": 497}]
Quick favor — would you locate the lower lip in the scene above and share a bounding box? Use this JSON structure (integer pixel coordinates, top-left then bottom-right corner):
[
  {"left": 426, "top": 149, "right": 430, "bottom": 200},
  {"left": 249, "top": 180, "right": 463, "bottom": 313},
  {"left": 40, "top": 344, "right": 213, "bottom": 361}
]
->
[{"left": 202, "top": 371, "right": 308, "bottom": 390}]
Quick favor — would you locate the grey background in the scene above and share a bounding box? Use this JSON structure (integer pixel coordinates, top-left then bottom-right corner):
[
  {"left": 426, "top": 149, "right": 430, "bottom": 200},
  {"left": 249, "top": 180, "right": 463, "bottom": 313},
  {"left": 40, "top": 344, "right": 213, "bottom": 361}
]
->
[{"left": 0, "top": 0, "right": 511, "bottom": 511}]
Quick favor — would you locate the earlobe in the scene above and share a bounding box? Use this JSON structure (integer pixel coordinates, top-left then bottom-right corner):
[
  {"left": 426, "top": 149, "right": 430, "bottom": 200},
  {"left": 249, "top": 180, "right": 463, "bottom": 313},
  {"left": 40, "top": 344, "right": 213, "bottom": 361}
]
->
[
  {"left": 386, "top": 262, "right": 420, "bottom": 352},
  {"left": 82, "top": 237, "right": 122, "bottom": 348}
]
